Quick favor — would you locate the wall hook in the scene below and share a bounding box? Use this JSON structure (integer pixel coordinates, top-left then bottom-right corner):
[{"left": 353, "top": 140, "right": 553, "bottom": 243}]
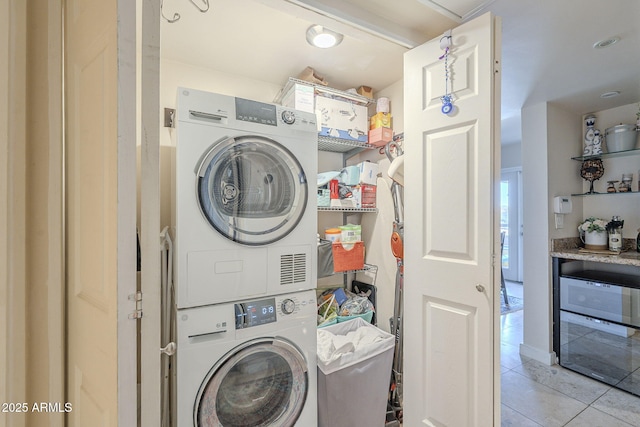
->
[
  {"left": 161, "top": 0, "right": 181, "bottom": 23},
  {"left": 189, "top": 0, "right": 210, "bottom": 13}
]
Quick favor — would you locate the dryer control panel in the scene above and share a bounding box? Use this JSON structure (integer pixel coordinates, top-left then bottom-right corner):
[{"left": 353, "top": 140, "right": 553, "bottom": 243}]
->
[{"left": 236, "top": 98, "right": 278, "bottom": 126}]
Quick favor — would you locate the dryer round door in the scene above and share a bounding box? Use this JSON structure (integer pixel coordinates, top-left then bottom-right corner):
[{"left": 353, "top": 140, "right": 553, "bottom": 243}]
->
[
  {"left": 196, "top": 135, "right": 308, "bottom": 246},
  {"left": 194, "top": 337, "right": 309, "bottom": 427}
]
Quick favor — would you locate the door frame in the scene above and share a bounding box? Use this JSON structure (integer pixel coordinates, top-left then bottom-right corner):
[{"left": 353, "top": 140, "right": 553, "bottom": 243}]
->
[
  {"left": 116, "top": 0, "right": 139, "bottom": 424},
  {"left": 1, "top": 1, "right": 28, "bottom": 421},
  {"left": 140, "top": 0, "right": 163, "bottom": 425}
]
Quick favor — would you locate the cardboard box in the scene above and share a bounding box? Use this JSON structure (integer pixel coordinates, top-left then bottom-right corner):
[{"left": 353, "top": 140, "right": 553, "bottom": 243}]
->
[
  {"left": 357, "top": 85, "right": 374, "bottom": 99},
  {"left": 368, "top": 127, "right": 393, "bottom": 147},
  {"left": 370, "top": 112, "right": 392, "bottom": 129},
  {"left": 281, "top": 83, "right": 315, "bottom": 113},
  {"left": 357, "top": 162, "right": 379, "bottom": 185},
  {"left": 353, "top": 184, "right": 376, "bottom": 209},
  {"left": 316, "top": 95, "right": 368, "bottom": 142}
]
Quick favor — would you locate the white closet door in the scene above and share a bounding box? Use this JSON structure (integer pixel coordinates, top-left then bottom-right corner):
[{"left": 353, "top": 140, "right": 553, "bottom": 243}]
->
[
  {"left": 65, "top": 0, "right": 137, "bottom": 424},
  {"left": 403, "top": 12, "right": 502, "bottom": 427}
]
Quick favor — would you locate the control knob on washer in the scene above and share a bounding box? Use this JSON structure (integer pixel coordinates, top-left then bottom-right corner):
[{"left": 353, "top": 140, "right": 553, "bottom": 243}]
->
[
  {"left": 281, "top": 298, "right": 296, "bottom": 315},
  {"left": 281, "top": 110, "right": 296, "bottom": 124}
]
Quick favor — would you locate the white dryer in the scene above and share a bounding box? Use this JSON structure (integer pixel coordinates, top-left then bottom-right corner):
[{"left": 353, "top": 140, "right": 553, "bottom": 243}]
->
[
  {"left": 173, "top": 88, "right": 318, "bottom": 308},
  {"left": 176, "top": 290, "right": 318, "bottom": 426}
]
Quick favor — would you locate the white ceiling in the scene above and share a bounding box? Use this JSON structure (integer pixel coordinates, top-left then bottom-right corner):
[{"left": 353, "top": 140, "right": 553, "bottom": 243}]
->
[{"left": 161, "top": 0, "right": 640, "bottom": 145}]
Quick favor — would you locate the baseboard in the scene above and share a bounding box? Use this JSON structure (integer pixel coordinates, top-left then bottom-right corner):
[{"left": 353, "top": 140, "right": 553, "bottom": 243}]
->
[{"left": 519, "top": 343, "right": 556, "bottom": 365}]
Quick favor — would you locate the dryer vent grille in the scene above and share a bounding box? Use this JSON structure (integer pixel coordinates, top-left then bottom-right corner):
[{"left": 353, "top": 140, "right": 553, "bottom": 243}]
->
[{"left": 280, "top": 253, "right": 307, "bottom": 285}]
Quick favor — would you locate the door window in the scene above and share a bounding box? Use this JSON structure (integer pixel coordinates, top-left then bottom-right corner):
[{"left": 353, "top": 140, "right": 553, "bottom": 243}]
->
[
  {"left": 195, "top": 338, "right": 309, "bottom": 426},
  {"left": 197, "top": 135, "right": 308, "bottom": 246}
]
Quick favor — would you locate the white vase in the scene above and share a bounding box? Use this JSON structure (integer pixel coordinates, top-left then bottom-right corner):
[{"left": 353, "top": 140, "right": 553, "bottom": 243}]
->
[{"left": 583, "top": 230, "right": 608, "bottom": 249}]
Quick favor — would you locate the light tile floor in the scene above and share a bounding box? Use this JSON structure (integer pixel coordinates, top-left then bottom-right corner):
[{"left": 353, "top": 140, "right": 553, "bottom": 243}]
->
[{"left": 501, "top": 282, "right": 640, "bottom": 426}]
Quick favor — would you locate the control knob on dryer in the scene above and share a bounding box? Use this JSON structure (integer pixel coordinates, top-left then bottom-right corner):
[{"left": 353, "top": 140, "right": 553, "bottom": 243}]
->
[
  {"left": 281, "top": 298, "right": 296, "bottom": 315},
  {"left": 281, "top": 110, "right": 296, "bottom": 124}
]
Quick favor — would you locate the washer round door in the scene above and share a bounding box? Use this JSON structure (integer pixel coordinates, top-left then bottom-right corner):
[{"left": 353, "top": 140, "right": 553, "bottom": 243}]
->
[
  {"left": 195, "top": 338, "right": 309, "bottom": 427},
  {"left": 196, "top": 135, "right": 308, "bottom": 246}
]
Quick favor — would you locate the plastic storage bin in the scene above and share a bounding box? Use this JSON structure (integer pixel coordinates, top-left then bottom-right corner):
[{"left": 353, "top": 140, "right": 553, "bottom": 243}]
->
[{"left": 316, "top": 318, "right": 394, "bottom": 427}]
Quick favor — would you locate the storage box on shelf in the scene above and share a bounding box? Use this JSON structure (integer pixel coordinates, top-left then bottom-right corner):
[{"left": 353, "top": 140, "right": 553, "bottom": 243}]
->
[
  {"left": 368, "top": 127, "right": 393, "bottom": 147},
  {"left": 316, "top": 96, "right": 368, "bottom": 143},
  {"left": 321, "top": 161, "right": 378, "bottom": 209},
  {"left": 370, "top": 112, "right": 392, "bottom": 129},
  {"left": 276, "top": 77, "right": 374, "bottom": 143},
  {"left": 332, "top": 241, "right": 365, "bottom": 272}
]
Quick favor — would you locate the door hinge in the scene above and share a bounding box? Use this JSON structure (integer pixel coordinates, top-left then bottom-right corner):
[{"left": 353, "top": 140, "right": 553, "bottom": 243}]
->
[
  {"left": 164, "top": 108, "right": 175, "bottom": 128},
  {"left": 128, "top": 291, "right": 143, "bottom": 319}
]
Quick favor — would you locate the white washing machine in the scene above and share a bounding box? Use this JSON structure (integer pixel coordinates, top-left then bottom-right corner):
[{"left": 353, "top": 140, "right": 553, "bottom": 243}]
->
[
  {"left": 173, "top": 88, "right": 318, "bottom": 309},
  {"left": 176, "top": 290, "right": 318, "bottom": 426}
]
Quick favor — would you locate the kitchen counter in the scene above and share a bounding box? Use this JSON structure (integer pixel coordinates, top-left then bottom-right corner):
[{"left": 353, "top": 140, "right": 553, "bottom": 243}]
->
[{"left": 551, "top": 237, "right": 640, "bottom": 267}]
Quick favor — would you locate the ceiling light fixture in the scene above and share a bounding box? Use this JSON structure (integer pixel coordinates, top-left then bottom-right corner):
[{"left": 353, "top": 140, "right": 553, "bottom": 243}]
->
[
  {"left": 593, "top": 36, "right": 620, "bottom": 49},
  {"left": 306, "top": 25, "right": 343, "bottom": 48},
  {"left": 600, "top": 91, "right": 621, "bottom": 99}
]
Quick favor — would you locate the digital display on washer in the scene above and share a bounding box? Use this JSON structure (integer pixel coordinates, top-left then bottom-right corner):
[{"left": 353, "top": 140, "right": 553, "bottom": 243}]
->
[
  {"left": 235, "top": 297, "right": 277, "bottom": 329},
  {"left": 235, "top": 97, "right": 277, "bottom": 126}
]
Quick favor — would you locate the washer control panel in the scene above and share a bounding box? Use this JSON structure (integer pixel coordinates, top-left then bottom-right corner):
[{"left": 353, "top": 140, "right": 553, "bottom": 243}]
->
[
  {"left": 234, "top": 290, "right": 316, "bottom": 329},
  {"left": 275, "top": 291, "right": 316, "bottom": 317},
  {"left": 235, "top": 297, "right": 277, "bottom": 329}
]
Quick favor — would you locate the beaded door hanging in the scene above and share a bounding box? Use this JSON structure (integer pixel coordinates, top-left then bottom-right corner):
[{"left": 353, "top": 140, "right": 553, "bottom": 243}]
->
[{"left": 438, "top": 30, "right": 455, "bottom": 115}]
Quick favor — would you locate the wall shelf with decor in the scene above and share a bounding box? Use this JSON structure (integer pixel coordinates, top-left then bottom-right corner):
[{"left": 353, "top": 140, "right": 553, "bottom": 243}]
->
[
  {"left": 571, "top": 191, "right": 640, "bottom": 197},
  {"left": 573, "top": 144, "right": 640, "bottom": 196},
  {"left": 571, "top": 147, "right": 640, "bottom": 161}
]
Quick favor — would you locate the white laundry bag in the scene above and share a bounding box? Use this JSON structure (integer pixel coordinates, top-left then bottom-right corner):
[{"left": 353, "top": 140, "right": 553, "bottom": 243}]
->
[{"left": 316, "top": 317, "right": 395, "bottom": 427}]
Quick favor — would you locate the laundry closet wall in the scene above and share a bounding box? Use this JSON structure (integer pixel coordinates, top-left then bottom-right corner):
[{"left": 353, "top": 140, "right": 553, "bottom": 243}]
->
[
  {"left": 1, "top": 2, "right": 65, "bottom": 427},
  {"left": 157, "top": 58, "right": 406, "bottom": 333}
]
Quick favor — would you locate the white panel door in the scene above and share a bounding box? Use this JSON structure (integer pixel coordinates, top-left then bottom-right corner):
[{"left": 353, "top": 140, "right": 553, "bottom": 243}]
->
[
  {"left": 65, "top": 0, "right": 137, "bottom": 425},
  {"left": 403, "top": 12, "right": 501, "bottom": 427}
]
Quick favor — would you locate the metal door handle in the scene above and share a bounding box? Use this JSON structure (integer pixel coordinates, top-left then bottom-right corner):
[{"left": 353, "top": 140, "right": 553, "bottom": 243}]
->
[{"left": 476, "top": 284, "right": 485, "bottom": 293}]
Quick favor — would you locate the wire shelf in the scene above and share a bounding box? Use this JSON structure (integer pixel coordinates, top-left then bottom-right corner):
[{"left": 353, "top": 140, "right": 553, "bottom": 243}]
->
[{"left": 318, "top": 206, "right": 378, "bottom": 213}]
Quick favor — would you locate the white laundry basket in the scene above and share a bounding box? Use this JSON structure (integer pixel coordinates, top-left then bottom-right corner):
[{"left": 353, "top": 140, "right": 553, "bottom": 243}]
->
[{"left": 316, "top": 317, "right": 395, "bottom": 427}]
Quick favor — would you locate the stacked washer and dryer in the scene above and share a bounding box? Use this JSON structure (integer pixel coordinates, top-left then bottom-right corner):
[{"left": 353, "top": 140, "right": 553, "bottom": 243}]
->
[{"left": 171, "top": 88, "right": 318, "bottom": 426}]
